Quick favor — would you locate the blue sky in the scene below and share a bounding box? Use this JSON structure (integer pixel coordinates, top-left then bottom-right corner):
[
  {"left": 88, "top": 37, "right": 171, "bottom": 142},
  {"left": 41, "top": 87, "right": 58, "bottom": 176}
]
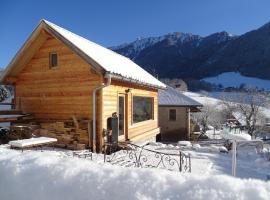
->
[{"left": 1, "top": 0, "right": 270, "bottom": 68}]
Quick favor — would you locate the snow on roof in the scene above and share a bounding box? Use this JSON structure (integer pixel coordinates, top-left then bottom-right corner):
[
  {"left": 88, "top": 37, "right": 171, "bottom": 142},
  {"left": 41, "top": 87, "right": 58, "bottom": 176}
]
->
[
  {"left": 158, "top": 86, "right": 202, "bottom": 107},
  {"left": 43, "top": 20, "right": 166, "bottom": 89}
]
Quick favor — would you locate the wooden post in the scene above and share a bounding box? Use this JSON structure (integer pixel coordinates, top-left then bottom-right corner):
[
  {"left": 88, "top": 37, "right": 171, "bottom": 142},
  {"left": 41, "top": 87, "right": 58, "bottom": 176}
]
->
[
  {"left": 232, "top": 140, "right": 237, "bottom": 176},
  {"left": 187, "top": 108, "right": 190, "bottom": 140},
  {"left": 72, "top": 116, "right": 79, "bottom": 130}
]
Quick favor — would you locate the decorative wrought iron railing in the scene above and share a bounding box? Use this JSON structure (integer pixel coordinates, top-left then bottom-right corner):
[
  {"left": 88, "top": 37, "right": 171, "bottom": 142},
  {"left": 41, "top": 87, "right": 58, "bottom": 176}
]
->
[{"left": 103, "top": 143, "right": 191, "bottom": 173}]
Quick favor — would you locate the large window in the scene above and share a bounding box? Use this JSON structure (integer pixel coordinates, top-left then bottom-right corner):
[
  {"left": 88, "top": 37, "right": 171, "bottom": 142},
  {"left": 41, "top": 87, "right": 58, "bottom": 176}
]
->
[
  {"left": 133, "top": 96, "right": 153, "bottom": 123},
  {"left": 169, "top": 109, "right": 176, "bottom": 121}
]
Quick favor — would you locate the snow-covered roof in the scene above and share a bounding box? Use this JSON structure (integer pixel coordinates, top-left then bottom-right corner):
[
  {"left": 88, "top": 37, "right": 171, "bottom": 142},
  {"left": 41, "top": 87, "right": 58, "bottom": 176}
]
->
[
  {"left": 159, "top": 86, "right": 202, "bottom": 107},
  {"left": 1, "top": 20, "right": 166, "bottom": 88},
  {"left": 1, "top": 20, "right": 166, "bottom": 89},
  {"left": 43, "top": 20, "right": 166, "bottom": 88}
]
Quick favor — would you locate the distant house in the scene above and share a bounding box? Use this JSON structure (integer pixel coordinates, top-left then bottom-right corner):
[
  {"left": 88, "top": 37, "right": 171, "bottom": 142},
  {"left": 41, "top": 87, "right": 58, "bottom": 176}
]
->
[
  {"left": 0, "top": 20, "right": 166, "bottom": 151},
  {"left": 158, "top": 87, "right": 202, "bottom": 142}
]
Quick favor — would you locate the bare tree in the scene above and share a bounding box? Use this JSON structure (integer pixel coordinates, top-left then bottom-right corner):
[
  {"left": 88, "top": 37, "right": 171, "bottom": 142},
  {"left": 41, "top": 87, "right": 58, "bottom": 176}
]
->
[
  {"left": 219, "top": 92, "right": 238, "bottom": 120},
  {"left": 192, "top": 103, "right": 226, "bottom": 135},
  {"left": 221, "top": 89, "right": 268, "bottom": 137}
]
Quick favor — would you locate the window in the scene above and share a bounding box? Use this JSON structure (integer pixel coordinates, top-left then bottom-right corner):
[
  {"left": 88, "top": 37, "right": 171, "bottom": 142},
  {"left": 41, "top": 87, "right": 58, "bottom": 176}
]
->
[
  {"left": 169, "top": 109, "right": 176, "bottom": 121},
  {"left": 133, "top": 96, "right": 153, "bottom": 123},
  {"left": 49, "top": 53, "right": 58, "bottom": 68}
]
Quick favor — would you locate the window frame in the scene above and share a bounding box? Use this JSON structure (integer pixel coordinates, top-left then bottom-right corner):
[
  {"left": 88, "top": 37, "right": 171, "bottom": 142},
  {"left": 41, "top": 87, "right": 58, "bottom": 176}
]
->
[
  {"left": 132, "top": 95, "right": 154, "bottom": 124},
  {"left": 169, "top": 109, "right": 177, "bottom": 121},
  {"left": 49, "top": 52, "right": 58, "bottom": 68}
]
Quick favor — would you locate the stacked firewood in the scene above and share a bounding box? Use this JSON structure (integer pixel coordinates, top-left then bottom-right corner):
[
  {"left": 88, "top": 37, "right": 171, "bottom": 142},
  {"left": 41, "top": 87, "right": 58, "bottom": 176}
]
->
[{"left": 38, "top": 120, "right": 90, "bottom": 150}]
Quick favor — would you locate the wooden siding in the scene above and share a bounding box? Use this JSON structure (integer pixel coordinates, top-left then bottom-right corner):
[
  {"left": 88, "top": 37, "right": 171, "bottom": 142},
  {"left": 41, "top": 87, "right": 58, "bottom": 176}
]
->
[
  {"left": 158, "top": 106, "right": 189, "bottom": 141},
  {"left": 6, "top": 30, "right": 160, "bottom": 150},
  {"left": 14, "top": 37, "right": 102, "bottom": 120},
  {"left": 102, "top": 80, "right": 159, "bottom": 143}
]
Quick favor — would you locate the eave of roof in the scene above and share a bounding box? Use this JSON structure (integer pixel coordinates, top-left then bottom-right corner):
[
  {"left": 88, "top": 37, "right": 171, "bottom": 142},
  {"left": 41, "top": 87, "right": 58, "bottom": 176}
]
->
[{"left": 159, "top": 104, "right": 202, "bottom": 107}]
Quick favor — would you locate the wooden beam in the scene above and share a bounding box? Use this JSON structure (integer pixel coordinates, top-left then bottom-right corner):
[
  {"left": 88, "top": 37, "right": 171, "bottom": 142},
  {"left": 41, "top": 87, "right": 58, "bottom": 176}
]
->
[
  {"left": 41, "top": 29, "right": 54, "bottom": 38},
  {"left": 0, "top": 110, "right": 22, "bottom": 115}
]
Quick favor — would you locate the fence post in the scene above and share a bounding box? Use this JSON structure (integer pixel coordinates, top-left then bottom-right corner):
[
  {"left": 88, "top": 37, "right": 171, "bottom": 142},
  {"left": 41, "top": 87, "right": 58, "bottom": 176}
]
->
[
  {"left": 179, "top": 151, "right": 182, "bottom": 172},
  {"left": 232, "top": 140, "right": 237, "bottom": 176},
  {"left": 189, "top": 154, "right": 191, "bottom": 173}
]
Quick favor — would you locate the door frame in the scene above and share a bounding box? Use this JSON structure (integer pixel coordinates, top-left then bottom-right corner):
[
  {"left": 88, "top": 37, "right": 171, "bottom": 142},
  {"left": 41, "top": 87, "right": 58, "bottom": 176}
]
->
[{"left": 117, "top": 93, "right": 126, "bottom": 141}]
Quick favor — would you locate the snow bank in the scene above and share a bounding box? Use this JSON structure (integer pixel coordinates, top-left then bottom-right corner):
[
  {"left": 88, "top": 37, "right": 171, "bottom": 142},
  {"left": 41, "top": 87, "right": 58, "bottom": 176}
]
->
[
  {"left": 221, "top": 130, "right": 252, "bottom": 141},
  {"left": 178, "top": 141, "right": 192, "bottom": 147},
  {"left": 193, "top": 144, "right": 201, "bottom": 149},
  {"left": 206, "top": 129, "right": 222, "bottom": 139},
  {"left": 193, "top": 145, "right": 227, "bottom": 153},
  {"left": 0, "top": 147, "right": 269, "bottom": 200},
  {"left": 9, "top": 137, "right": 57, "bottom": 148}
]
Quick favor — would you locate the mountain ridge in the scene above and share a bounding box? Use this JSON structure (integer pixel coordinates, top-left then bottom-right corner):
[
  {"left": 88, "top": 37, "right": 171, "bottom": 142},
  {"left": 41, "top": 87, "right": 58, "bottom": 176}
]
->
[{"left": 111, "top": 21, "right": 270, "bottom": 81}]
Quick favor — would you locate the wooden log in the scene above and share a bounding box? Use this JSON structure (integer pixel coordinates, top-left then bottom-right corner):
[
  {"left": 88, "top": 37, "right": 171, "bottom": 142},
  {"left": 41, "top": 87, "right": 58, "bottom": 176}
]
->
[{"left": 72, "top": 116, "right": 79, "bottom": 130}]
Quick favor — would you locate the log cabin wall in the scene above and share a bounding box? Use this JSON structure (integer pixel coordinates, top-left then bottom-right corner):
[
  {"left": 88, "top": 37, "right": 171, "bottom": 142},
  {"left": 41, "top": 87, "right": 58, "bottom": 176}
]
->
[
  {"left": 7, "top": 34, "right": 161, "bottom": 150},
  {"left": 102, "top": 80, "right": 160, "bottom": 145},
  {"left": 14, "top": 37, "right": 102, "bottom": 120}
]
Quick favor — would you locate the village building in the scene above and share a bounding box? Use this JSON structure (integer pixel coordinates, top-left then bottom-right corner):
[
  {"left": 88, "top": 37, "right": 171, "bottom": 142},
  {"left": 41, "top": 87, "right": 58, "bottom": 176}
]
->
[
  {"left": 0, "top": 20, "right": 166, "bottom": 151},
  {"left": 158, "top": 86, "right": 202, "bottom": 142}
]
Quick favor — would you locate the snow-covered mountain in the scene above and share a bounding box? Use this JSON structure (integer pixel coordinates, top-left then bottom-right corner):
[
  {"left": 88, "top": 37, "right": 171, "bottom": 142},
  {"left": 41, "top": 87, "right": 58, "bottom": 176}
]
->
[
  {"left": 111, "top": 32, "right": 202, "bottom": 60},
  {"left": 111, "top": 31, "right": 237, "bottom": 80},
  {"left": 111, "top": 21, "right": 270, "bottom": 84}
]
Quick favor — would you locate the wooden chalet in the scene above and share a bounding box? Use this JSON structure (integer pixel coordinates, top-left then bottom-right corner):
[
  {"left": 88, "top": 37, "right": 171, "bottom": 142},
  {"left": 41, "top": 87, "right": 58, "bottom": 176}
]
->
[{"left": 0, "top": 20, "right": 166, "bottom": 151}]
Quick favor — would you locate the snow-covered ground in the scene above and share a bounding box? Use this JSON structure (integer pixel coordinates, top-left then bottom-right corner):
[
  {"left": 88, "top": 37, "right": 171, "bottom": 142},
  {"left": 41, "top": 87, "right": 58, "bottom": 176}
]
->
[
  {"left": 221, "top": 128, "right": 252, "bottom": 141},
  {"left": 146, "top": 142, "right": 270, "bottom": 180},
  {"left": 184, "top": 91, "right": 270, "bottom": 121},
  {"left": 202, "top": 72, "right": 270, "bottom": 91},
  {"left": 182, "top": 91, "right": 270, "bottom": 179},
  {"left": 1, "top": 91, "right": 269, "bottom": 199},
  {"left": 0, "top": 143, "right": 270, "bottom": 200}
]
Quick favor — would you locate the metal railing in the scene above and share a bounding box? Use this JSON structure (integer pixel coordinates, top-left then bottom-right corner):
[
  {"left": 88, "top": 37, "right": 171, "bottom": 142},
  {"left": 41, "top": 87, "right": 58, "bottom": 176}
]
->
[{"left": 104, "top": 143, "right": 191, "bottom": 173}]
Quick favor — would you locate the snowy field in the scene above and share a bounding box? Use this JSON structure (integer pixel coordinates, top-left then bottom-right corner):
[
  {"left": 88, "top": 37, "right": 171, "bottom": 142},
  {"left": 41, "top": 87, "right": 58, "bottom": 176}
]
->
[
  {"left": 0, "top": 143, "right": 270, "bottom": 200},
  {"left": 202, "top": 72, "right": 270, "bottom": 91},
  {"left": 184, "top": 91, "right": 220, "bottom": 105}
]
